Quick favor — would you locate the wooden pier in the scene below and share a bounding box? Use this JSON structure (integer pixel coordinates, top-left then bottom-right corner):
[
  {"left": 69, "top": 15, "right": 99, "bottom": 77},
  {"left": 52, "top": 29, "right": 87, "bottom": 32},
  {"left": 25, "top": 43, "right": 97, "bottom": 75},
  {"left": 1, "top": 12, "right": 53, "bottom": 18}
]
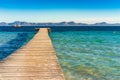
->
[{"left": 0, "top": 28, "right": 65, "bottom": 80}]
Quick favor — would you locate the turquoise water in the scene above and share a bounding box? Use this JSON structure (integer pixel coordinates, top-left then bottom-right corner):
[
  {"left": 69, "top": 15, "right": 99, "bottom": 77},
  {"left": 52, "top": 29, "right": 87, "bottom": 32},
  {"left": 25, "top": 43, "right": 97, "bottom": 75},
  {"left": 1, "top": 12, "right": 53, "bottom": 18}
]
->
[
  {"left": 0, "top": 32, "right": 35, "bottom": 60},
  {"left": 49, "top": 31, "right": 120, "bottom": 80}
]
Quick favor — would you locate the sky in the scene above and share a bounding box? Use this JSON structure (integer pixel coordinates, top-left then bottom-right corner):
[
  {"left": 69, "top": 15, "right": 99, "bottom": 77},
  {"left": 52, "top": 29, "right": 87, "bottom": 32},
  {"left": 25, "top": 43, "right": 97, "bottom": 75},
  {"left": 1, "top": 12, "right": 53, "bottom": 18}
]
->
[{"left": 0, "top": 0, "right": 120, "bottom": 23}]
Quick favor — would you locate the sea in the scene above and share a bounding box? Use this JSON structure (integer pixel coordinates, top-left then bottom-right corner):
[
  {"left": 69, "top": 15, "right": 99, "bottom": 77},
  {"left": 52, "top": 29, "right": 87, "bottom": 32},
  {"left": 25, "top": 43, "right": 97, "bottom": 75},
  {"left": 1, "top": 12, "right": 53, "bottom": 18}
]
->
[
  {"left": 0, "top": 27, "right": 36, "bottom": 60},
  {"left": 0, "top": 26, "right": 120, "bottom": 80},
  {"left": 49, "top": 26, "right": 120, "bottom": 80}
]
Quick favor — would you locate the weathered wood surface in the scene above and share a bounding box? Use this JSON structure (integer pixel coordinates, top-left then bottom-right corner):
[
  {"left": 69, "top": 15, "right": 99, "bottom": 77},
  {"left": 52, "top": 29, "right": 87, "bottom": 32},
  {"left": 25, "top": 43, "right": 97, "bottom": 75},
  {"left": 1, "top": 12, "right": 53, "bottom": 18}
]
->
[{"left": 0, "top": 28, "right": 65, "bottom": 80}]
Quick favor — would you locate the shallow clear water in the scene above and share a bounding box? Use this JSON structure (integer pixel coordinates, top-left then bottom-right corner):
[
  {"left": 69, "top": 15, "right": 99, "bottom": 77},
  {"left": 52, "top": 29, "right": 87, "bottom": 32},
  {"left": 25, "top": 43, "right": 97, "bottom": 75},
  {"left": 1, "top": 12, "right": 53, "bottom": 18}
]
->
[
  {"left": 49, "top": 31, "right": 120, "bottom": 80},
  {"left": 0, "top": 32, "right": 36, "bottom": 60}
]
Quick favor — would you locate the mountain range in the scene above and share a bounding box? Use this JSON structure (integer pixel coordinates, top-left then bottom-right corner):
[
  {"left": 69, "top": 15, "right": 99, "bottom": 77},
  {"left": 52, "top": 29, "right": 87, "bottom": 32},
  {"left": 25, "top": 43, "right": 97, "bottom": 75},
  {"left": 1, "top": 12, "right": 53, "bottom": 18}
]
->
[{"left": 0, "top": 21, "right": 120, "bottom": 26}]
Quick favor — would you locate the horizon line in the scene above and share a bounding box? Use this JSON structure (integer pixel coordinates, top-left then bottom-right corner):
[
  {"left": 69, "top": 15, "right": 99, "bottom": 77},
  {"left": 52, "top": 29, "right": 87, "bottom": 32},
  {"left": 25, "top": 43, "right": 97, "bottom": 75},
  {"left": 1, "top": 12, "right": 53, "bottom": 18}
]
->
[{"left": 0, "top": 21, "right": 120, "bottom": 24}]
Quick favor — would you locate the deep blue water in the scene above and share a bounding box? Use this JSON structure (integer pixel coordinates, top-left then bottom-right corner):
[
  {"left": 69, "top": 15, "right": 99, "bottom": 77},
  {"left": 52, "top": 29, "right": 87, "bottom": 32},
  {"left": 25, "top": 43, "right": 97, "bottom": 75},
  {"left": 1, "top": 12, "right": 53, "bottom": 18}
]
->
[
  {"left": 0, "top": 32, "right": 36, "bottom": 61},
  {"left": 1, "top": 26, "right": 120, "bottom": 32},
  {"left": 50, "top": 26, "right": 120, "bottom": 32}
]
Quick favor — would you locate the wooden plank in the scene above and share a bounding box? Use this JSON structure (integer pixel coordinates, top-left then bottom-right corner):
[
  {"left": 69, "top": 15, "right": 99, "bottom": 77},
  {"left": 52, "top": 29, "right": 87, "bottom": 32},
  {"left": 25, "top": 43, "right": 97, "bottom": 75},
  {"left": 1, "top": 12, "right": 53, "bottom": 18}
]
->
[{"left": 0, "top": 28, "right": 65, "bottom": 80}]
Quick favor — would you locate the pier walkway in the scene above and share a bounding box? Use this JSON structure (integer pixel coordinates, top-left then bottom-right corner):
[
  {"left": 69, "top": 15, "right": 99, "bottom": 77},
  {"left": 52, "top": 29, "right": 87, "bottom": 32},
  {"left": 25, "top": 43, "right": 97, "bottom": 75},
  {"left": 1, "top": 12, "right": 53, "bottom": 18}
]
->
[{"left": 0, "top": 28, "right": 65, "bottom": 80}]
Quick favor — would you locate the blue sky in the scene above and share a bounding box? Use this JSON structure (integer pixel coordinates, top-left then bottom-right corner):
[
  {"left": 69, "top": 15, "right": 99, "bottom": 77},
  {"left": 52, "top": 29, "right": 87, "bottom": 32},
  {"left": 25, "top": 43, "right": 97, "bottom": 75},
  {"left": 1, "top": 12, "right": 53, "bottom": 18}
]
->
[{"left": 0, "top": 0, "right": 120, "bottom": 23}]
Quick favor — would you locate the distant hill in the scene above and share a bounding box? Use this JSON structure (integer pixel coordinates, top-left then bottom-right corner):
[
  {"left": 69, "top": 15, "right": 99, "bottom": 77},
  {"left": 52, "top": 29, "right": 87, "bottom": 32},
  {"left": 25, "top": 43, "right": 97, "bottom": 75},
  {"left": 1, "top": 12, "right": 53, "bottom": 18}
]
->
[{"left": 0, "top": 21, "right": 120, "bottom": 26}]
